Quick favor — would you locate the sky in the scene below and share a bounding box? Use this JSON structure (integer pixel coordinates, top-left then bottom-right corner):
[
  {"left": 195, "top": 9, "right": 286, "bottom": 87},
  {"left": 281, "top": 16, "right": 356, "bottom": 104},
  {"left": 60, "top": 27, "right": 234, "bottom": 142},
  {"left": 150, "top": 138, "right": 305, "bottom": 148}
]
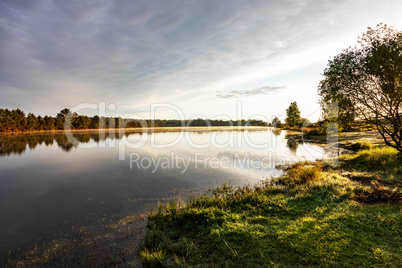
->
[{"left": 1, "top": 0, "right": 401, "bottom": 122}]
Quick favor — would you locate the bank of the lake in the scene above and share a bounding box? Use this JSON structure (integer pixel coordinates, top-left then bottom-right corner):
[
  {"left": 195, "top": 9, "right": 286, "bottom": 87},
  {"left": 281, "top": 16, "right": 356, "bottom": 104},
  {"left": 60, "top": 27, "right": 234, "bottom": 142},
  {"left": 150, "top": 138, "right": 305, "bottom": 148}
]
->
[
  {"left": 4, "top": 127, "right": 323, "bottom": 266},
  {"left": 140, "top": 143, "right": 402, "bottom": 267},
  {"left": 4, "top": 131, "right": 400, "bottom": 267}
]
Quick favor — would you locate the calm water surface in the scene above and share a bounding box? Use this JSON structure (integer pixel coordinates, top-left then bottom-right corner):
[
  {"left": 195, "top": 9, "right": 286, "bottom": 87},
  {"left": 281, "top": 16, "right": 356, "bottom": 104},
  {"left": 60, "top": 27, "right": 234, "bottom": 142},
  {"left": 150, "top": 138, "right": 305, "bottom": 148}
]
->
[{"left": 0, "top": 129, "right": 330, "bottom": 257}]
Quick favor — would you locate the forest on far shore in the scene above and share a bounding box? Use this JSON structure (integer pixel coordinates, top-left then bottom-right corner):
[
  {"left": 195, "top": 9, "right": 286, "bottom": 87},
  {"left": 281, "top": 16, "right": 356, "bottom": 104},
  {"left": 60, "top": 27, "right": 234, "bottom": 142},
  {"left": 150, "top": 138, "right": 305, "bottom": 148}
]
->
[{"left": 0, "top": 108, "right": 269, "bottom": 133}]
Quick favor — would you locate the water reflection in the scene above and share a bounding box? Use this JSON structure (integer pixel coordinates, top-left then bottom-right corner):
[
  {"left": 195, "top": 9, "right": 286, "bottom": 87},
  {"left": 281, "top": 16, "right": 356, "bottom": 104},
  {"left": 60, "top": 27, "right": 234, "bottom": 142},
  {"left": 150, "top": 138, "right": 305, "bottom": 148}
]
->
[
  {"left": 0, "top": 129, "right": 330, "bottom": 258},
  {"left": 0, "top": 130, "right": 314, "bottom": 158},
  {"left": 272, "top": 129, "right": 282, "bottom": 136},
  {"left": 0, "top": 132, "right": 127, "bottom": 155},
  {"left": 286, "top": 138, "right": 299, "bottom": 154},
  {"left": 285, "top": 132, "right": 303, "bottom": 154},
  {"left": 0, "top": 130, "right": 253, "bottom": 156}
]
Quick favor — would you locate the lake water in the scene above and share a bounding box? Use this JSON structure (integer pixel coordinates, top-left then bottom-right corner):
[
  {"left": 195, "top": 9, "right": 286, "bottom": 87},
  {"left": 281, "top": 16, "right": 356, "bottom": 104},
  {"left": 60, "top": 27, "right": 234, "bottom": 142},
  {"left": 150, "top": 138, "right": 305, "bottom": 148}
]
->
[{"left": 0, "top": 128, "right": 330, "bottom": 259}]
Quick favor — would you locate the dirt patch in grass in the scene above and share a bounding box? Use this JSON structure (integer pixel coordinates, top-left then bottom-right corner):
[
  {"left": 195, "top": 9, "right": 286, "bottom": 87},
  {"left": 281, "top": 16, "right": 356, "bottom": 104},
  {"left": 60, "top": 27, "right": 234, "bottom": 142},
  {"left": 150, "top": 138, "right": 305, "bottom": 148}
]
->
[
  {"left": 353, "top": 181, "right": 402, "bottom": 205},
  {"left": 288, "top": 130, "right": 386, "bottom": 150}
]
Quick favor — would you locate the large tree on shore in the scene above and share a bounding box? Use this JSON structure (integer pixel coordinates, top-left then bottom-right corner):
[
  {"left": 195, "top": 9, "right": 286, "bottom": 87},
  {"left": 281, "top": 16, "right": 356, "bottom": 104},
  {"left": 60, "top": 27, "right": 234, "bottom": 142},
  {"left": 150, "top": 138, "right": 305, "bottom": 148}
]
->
[
  {"left": 318, "top": 24, "right": 402, "bottom": 151},
  {"left": 285, "top": 101, "right": 301, "bottom": 127}
]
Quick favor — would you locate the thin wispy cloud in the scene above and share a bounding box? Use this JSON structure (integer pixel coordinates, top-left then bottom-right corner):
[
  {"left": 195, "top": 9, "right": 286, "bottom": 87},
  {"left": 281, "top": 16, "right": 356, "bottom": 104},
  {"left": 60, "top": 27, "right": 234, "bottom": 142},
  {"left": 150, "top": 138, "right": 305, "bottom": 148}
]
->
[{"left": 217, "top": 85, "right": 287, "bottom": 99}]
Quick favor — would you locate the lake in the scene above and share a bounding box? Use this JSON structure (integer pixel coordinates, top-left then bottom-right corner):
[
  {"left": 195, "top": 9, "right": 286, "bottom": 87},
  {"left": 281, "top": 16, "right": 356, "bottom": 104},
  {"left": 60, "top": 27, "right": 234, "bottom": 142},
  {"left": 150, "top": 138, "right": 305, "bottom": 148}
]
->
[{"left": 0, "top": 128, "right": 330, "bottom": 260}]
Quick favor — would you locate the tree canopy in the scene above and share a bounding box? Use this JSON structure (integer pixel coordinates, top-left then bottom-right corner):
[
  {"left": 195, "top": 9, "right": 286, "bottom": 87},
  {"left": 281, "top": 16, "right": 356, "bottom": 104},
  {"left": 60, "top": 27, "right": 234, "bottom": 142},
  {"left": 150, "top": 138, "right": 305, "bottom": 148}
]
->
[
  {"left": 318, "top": 24, "right": 402, "bottom": 151},
  {"left": 285, "top": 101, "right": 301, "bottom": 127},
  {"left": 0, "top": 108, "right": 269, "bottom": 133},
  {"left": 272, "top": 116, "right": 282, "bottom": 128}
]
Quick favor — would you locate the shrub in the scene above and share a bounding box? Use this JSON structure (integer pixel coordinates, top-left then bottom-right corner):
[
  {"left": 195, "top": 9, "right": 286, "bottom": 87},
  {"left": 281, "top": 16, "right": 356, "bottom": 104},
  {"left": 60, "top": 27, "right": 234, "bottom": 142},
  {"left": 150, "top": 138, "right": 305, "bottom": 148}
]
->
[
  {"left": 279, "top": 162, "right": 322, "bottom": 185},
  {"left": 304, "top": 129, "right": 321, "bottom": 136},
  {"left": 139, "top": 248, "right": 165, "bottom": 267},
  {"left": 350, "top": 141, "right": 373, "bottom": 151}
]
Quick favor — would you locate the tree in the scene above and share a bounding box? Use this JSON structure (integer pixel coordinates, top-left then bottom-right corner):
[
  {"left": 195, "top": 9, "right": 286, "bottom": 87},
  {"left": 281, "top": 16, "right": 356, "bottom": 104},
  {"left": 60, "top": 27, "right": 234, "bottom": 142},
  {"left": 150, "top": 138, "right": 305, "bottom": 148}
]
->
[
  {"left": 299, "top": 118, "right": 312, "bottom": 127},
  {"left": 72, "top": 115, "right": 91, "bottom": 129},
  {"left": 13, "top": 109, "right": 27, "bottom": 131},
  {"left": 90, "top": 115, "right": 100, "bottom": 129},
  {"left": 26, "top": 113, "right": 38, "bottom": 131},
  {"left": 318, "top": 24, "right": 402, "bottom": 151},
  {"left": 37, "top": 116, "right": 46, "bottom": 130},
  {"left": 0, "top": 108, "right": 27, "bottom": 132},
  {"left": 57, "top": 108, "right": 77, "bottom": 130},
  {"left": 43, "top": 115, "right": 55, "bottom": 130},
  {"left": 319, "top": 96, "right": 355, "bottom": 131},
  {"left": 54, "top": 117, "right": 64, "bottom": 130},
  {"left": 0, "top": 108, "right": 10, "bottom": 132},
  {"left": 285, "top": 101, "right": 301, "bottom": 127},
  {"left": 57, "top": 108, "right": 72, "bottom": 119},
  {"left": 272, "top": 117, "right": 282, "bottom": 128}
]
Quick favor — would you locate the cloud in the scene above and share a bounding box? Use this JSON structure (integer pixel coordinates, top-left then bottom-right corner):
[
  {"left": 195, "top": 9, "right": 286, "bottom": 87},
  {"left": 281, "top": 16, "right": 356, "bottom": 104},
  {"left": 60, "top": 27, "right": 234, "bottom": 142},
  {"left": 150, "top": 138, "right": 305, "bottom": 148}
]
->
[
  {"left": 0, "top": 0, "right": 401, "bottom": 117},
  {"left": 216, "top": 84, "right": 287, "bottom": 99},
  {"left": 52, "top": 0, "right": 112, "bottom": 21},
  {"left": 0, "top": 0, "right": 45, "bottom": 12}
]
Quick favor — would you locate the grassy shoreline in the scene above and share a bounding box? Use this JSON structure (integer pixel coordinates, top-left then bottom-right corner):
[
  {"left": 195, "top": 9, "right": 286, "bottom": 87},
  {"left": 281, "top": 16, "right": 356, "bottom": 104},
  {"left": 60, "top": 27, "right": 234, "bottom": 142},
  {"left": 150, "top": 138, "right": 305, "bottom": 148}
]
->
[
  {"left": 5, "top": 131, "right": 401, "bottom": 266},
  {"left": 139, "top": 143, "right": 402, "bottom": 267}
]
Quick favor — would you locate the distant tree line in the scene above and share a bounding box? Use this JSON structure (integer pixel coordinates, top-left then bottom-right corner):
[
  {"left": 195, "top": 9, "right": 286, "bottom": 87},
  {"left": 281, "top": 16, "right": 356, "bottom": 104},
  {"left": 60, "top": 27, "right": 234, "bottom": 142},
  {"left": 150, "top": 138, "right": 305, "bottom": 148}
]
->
[{"left": 0, "top": 108, "right": 269, "bottom": 133}]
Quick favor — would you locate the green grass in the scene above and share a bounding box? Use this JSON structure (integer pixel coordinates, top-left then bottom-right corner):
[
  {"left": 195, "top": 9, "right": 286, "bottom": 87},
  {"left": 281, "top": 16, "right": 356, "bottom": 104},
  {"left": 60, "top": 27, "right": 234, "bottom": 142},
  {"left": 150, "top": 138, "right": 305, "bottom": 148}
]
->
[
  {"left": 278, "top": 161, "right": 323, "bottom": 185},
  {"left": 338, "top": 145, "right": 402, "bottom": 185},
  {"left": 139, "top": 159, "right": 402, "bottom": 267}
]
